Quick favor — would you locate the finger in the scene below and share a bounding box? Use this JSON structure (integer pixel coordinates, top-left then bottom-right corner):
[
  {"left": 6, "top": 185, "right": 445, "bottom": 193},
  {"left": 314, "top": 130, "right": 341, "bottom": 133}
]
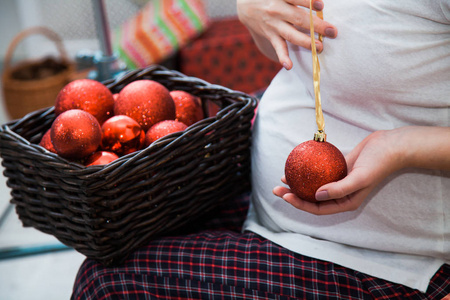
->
[
  {"left": 279, "top": 4, "right": 337, "bottom": 39},
  {"left": 281, "top": 175, "right": 287, "bottom": 184},
  {"left": 267, "top": 1, "right": 337, "bottom": 40},
  {"left": 273, "top": 185, "right": 291, "bottom": 198},
  {"left": 281, "top": 192, "right": 347, "bottom": 215},
  {"left": 276, "top": 22, "right": 324, "bottom": 52},
  {"left": 316, "top": 167, "right": 370, "bottom": 201},
  {"left": 285, "top": 0, "right": 324, "bottom": 11},
  {"left": 267, "top": 33, "right": 293, "bottom": 69},
  {"left": 278, "top": 182, "right": 368, "bottom": 215},
  {"left": 285, "top": 190, "right": 368, "bottom": 215},
  {"left": 263, "top": 2, "right": 330, "bottom": 52}
]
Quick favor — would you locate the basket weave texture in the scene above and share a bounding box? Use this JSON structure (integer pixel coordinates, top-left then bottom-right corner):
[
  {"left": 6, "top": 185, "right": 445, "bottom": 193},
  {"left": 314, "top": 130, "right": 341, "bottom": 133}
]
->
[{"left": 0, "top": 65, "right": 257, "bottom": 266}]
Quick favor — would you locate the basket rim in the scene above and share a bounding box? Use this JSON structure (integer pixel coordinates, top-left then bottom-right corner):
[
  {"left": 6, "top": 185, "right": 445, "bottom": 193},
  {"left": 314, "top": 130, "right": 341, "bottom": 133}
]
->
[{"left": 0, "top": 65, "right": 258, "bottom": 178}]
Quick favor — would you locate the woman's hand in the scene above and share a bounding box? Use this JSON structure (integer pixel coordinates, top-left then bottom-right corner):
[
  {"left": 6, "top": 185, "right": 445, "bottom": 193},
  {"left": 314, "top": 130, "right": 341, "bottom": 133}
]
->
[
  {"left": 273, "top": 126, "right": 450, "bottom": 215},
  {"left": 237, "top": 0, "right": 337, "bottom": 70}
]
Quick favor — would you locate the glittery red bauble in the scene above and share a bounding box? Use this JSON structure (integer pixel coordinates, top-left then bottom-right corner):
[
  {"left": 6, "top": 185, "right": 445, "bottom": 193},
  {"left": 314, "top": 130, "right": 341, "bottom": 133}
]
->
[
  {"left": 39, "top": 129, "right": 57, "bottom": 153},
  {"left": 85, "top": 151, "right": 119, "bottom": 166},
  {"left": 114, "top": 80, "right": 175, "bottom": 131},
  {"left": 55, "top": 79, "right": 114, "bottom": 124},
  {"left": 145, "top": 120, "right": 188, "bottom": 146},
  {"left": 51, "top": 109, "right": 102, "bottom": 159},
  {"left": 170, "top": 90, "right": 204, "bottom": 126},
  {"left": 101, "top": 115, "right": 145, "bottom": 156},
  {"left": 285, "top": 140, "right": 347, "bottom": 202}
]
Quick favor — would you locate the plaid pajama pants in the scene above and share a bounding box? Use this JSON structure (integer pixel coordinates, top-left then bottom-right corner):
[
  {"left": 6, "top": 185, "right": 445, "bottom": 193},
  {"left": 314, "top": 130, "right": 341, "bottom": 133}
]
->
[{"left": 72, "top": 193, "right": 450, "bottom": 300}]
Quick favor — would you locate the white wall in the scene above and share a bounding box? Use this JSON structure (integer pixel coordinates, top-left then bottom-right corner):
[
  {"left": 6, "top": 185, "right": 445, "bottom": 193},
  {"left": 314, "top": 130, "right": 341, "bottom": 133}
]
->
[{"left": 0, "top": 0, "right": 25, "bottom": 64}]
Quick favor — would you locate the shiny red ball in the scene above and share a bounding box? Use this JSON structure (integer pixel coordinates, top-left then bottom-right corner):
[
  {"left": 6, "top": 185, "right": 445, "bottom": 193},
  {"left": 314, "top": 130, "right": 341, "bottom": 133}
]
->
[
  {"left": 145, "top": 120, "right": 187, "bottom": 146},
  {"left": 101, "top": 115, "right": 145, "bottom": 156},
  {"left": 55, "top": 79, "right": 114, "bottom": 124},
  {"left": 114, "top": 80, "right": 176, "bottom": 131},
  {"left": 170, "top": 90, "right": 204, "bottom": 126},
  {"left": 85, "top": 151, "right": 119, "bottom": 166},
  {"left": 285, "top": 140, "right": 347, "bottom": 202},
  {"left": 51, "top": 109, "right": 102, "bottom": 160},
  {"left": 39, "top": 129, "right": 57, "bottom": 153}
]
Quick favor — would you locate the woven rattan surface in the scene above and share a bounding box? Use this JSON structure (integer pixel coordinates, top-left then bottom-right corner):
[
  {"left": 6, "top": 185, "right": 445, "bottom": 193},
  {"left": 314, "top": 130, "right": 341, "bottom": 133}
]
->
[{"left": 0, "top": 65, "right": 257, "bottom": 265}]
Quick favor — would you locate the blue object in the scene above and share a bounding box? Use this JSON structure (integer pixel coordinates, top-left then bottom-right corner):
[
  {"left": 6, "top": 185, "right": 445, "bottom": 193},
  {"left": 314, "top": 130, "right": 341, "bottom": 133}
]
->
[{"left": 0, "top": 243, "right": 72, "bottom": 260}]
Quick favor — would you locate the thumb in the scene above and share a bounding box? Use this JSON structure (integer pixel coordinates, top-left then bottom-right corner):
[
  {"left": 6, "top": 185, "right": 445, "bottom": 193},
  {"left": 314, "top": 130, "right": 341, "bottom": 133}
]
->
[{"left": 315, "top": 167, "right": 370, "bottom": 201}]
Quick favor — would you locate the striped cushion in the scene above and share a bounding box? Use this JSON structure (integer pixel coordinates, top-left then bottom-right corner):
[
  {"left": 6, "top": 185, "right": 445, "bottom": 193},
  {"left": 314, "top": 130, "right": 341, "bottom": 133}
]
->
[{"left": 114, "top": 0, "right": 209, "bottom": 69}]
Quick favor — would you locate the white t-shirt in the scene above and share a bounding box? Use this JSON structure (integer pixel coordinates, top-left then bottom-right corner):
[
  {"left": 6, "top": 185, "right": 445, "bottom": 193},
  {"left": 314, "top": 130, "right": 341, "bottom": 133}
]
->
[{"left": 243, "top": 0, "right": 450, "bottom": 292}]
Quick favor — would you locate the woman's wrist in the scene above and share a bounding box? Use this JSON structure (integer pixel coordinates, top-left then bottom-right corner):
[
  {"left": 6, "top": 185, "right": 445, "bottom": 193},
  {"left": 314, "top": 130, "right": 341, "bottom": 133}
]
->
[{"left": 389, "top": 126, "right": 450, "bottom": 171}]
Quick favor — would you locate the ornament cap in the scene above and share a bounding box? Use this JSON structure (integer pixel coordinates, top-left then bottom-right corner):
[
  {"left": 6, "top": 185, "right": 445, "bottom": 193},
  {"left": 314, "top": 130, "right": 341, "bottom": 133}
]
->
[{"left": 314, "top": 130, "right": 327, "bottom": 142}]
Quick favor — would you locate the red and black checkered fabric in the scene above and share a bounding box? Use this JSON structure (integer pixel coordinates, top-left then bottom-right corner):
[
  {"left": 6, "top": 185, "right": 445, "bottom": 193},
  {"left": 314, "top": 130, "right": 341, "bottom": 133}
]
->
[{"left": 72, "top": 193, "right": 450, "bottom": 300}]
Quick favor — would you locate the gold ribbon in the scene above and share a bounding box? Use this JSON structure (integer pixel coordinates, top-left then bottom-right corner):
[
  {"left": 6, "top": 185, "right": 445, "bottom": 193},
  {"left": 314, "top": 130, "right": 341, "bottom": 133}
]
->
[{"left": 310, "top": 0, "right": 325, "bottom": 133}]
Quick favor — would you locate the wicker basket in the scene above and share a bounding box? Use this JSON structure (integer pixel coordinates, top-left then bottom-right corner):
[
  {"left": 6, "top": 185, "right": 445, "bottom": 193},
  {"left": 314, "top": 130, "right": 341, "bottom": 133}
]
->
[
  {"left": 0, "top": 65, "right": 257, "bottom": 266},
  {"left": 2, "top": 26, "right": 75, "bottom": 120}
]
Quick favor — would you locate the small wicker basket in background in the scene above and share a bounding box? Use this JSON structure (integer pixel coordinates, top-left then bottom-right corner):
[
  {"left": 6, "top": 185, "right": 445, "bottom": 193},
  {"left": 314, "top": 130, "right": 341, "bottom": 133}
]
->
[
  {"left": 2, "top": 26, "right": 75, "bottom": 120},
  {"left": 0, "top": 65, "right": 257, "bottom": 266}
]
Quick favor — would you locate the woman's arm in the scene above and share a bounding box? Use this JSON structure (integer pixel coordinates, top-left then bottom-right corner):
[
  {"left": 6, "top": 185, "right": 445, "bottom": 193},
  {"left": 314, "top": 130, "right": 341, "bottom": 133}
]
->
[
  {"left": 237, "top": 0, "right": 337, "bottom": 70},
  {"left": 273, "top": 126, "right": 450, "bottom": 215}
]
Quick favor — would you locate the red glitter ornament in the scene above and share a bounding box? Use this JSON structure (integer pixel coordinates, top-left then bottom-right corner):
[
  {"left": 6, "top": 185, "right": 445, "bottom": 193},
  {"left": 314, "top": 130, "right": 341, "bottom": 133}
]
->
[
  {"left": 51, "top": 109, "right": 102, "bottom": 160},
  {"left": 39, "top": 129, "right": 57, "bottom": 153},
  {"left": 170, "top": 90, "right": 204, "bottom": 126},
  {"left": 55, "top": 79, "right": 114, "bottom": 124},
  {"left": 101, "top": 115, "right": 145, "bottom": 156},
  {"left": 85, "top": 151, "right": 119, "bottom": 166},
  {"left": 285, "top": 139, "right": 347, "bottom": 202},
  {"left": 145, "top": 120, "right": 188, "bottom": 146},
  {"left": 114, "top": 80, "right": 175, "bottom": 131},
  {"left": 284, "top": 4, "right": 347, "bottom": 203}
]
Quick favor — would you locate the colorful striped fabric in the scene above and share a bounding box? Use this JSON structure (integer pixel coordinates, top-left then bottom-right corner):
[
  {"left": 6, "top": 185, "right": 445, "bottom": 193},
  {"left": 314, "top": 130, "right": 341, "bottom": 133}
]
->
[{"left": 114, "top": 0, "right": 209, "bottom": 69}]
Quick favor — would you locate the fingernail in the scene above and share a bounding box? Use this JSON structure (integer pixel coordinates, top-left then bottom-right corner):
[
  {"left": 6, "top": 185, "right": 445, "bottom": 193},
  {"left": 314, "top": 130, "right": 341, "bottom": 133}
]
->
[
  {"left": 315, "top": 190, "right": 329, "bottom": 201},
  {"left": 325, "top": 27, "right": 336, "bottom": 38},
  {"left": 313, "top": 1, "right": 324, "bottom": 11},
  {"left": 282, "top": 62, "right": 289, "bottom": 70}
]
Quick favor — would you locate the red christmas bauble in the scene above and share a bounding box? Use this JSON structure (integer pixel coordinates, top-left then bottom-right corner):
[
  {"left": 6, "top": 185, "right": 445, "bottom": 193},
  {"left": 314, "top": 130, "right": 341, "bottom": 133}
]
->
[
  {"left": 101, "top": 115, "right": 145, "bottom": 156},
  {"left": 114, "top": 80, "right": 175, "bottom": 131},
  {"left": 85, "top": 151, "right": 119, "bottom": 166},
  {"left": 170, "top": 90, "right": 204, "bottom": 126},
  {"left": 39, "top": 129, "right": 57, "bottom": 153},
  {"left": 145, "top": 120, "right": 188, "bottom": 147},
  {"left": 55, "top": 79, "right": 114, "bottom": 124},
  {"left": 285, "top": 139, "right": 347, "bottom": 202},
  {"left": 51, "top": 109, "right": 102, "bottom": 159}
]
